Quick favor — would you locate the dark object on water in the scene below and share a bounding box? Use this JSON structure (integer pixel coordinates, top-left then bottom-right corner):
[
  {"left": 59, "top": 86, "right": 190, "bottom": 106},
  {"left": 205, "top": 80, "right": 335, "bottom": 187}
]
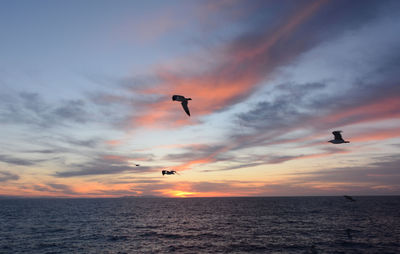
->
[
  {"left": 162, "top": 170, "right": 177, "bottom": 176},
  {"left": 303, "top": 245, "right": 318, "bottom": 254},
  {"left": 344, "top": 195, "right": 356, "bottom": 202},
  {"left": 172, "top": 95, "right": 192, "bottom": 116},
  {"left": 329, "top": 130, "right": 350, "bottom": 144},
  {"left": 346, "top": 229, "right": 353, "bottom": 240}
]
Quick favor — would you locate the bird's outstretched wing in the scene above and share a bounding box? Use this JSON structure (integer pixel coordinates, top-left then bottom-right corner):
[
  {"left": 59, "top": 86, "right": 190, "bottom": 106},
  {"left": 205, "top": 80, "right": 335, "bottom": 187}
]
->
[
  {"left": 181, "top": 101, "right": 190, "bottom": 116},
  {"left": 333, "top": 131, "right": 343, "bottom": 141},
  {"left": 172, "top": 95, "right": 185, "bottom": 101}
]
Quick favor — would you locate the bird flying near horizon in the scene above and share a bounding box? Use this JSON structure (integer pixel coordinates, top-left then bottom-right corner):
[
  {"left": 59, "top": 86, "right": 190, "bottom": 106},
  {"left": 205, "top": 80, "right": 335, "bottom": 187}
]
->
[{"left": 162, "top": 170, "right": 178, "bottom": 176}]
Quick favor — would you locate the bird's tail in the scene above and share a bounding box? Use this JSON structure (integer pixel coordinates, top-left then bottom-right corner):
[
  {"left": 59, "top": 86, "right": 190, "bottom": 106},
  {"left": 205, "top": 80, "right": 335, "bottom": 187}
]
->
[{"left": 187, "top": 98, "right": 192, "bottom": 100}]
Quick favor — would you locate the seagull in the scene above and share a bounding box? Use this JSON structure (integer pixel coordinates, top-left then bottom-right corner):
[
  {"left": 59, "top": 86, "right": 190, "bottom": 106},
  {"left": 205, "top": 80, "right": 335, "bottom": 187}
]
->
[
  {"left": 329, "top": 131, "right": 350, "bottom": 144},
  {"left": 344, "top": 195, "right": 356, "bottom": 202},
  {"left": 172, "top": 95, "right": 191, "bottom": 116},
  {"left": 162, "top": 170, "right": 178, "bottom": 176}
]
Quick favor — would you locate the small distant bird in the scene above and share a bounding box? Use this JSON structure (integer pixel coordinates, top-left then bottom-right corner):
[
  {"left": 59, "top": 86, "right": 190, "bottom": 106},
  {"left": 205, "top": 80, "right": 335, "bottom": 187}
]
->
[
  {"left": 162, "top": 170, "right": 177, "bottom": 176},
  {"left": 344, "top": 195, "right": 356, "bottom": 202},
  {"left": 329, "top": 131, "right": 350, "bottom": 144},
  {"left": 135, "top": 164, "right": 140, "bottom": 167},
  {"left": 172, "top": 95, "right": 191, "bottom": 116}
]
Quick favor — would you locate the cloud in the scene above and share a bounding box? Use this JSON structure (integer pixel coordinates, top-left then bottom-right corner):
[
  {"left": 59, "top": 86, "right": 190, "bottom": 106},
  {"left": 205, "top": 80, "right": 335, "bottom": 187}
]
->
[
  {"left": 203, "top": 147, "right": 349, "bottom": 172},
  {"left": 85, "top": 0, "right": 396, "bottom": 134},
  {"left": 55, "top": 156, "right": 157, "bottom": 177},
  {"left": 288, "top": 155, "right": 400, "bottom": 190},
  {"left": 100, "top": 0, "right": 337, "bottom": 130},
  {"left": 62, "top": 136, "right": 103, "bottom": 148},
  {"left": 161, "top": 143, "right": 237, "bottom": 171},
  {"left": 154, "top": 45, "right": 400, "bottom": 172},
  {"left": 151, "top": 155, "right": 400, "bottom": 196},
  {"left": 84, "top": 181, "right": 177, "bottom": 197},
  {"left": 352, "top": 128, "right": 400, "bottom": 143},
  {"left": 52, "top": 99, "right": 88, "bottom": 123},
  {"left": 46, "top": 183, "right": 77, "bottom": 195},
  {"left": 0, "top": 92, "right": 91, "bottom": 128},
  {"left": 32, "top": 183, "right": 77, "bottom": 195},
  {"left": 0, "top": 171, "right": 19, "bottom": 182},
  {"left": 0, "top": 154, "right": 41, "bottom": 166},
  {"left": 237, "top": 82, "right": 326, "bottom": 130},
  {"left": 105, "top": 179, "right": 162, "bottom": 185},
  {"left": 23, "top": 149, "right": 58, "bottom": 154},
  {"left": 234, "top": 66, "right": 400, "bottom": 148},
  {"left": 101, "top": 154, "right": 153, "bottom": 163},
  {"left": 86, "top": 189, "right": 143, "bottom": 197}
]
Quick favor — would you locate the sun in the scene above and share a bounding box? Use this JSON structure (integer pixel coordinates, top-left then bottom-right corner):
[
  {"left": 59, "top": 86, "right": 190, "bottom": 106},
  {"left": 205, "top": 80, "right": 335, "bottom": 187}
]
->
[{"left": 168, "top": 190, "right": 196, "bottom": 198}]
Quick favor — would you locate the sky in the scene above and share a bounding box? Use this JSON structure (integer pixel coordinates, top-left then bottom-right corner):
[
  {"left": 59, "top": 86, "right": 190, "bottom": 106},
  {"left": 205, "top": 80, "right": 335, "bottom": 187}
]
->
[{"left": 1, "top": 0, "right": 399, "bottom": 198}]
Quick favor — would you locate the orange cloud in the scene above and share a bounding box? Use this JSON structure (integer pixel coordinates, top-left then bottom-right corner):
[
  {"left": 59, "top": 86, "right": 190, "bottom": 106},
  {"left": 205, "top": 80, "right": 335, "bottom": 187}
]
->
[
  {"left": 102, "top": 155, "right": 131, "bottom": 161},
  {"left": 105, "top": 139, "right": 123, "bottom": 146},
  {"left": 131, "top": 0, "right": 327, "bottom": 129},
  {"left": 174, "top": 158, "right": 214, "bottom": 171},
  {"left": 102, "top": 154, "right": 148, "bottom": 163},
  {"left": 173, "top": 143, "right": 236, "bottom": 171}
]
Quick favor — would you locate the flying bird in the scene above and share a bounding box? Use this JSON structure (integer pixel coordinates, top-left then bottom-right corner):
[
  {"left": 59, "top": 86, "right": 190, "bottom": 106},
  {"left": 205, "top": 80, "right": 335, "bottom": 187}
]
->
[
  {"left": 172, "top": 95, "right": 191, "bottom": 116},
  {"left": 344, "top": 195, "right": 356, "bottom": 202},
  {"left": 329, "top": 131, "right": 350, "bottom": 144},
  {"left": 162, "top": 170, "right": 178, "bottom": 176}
]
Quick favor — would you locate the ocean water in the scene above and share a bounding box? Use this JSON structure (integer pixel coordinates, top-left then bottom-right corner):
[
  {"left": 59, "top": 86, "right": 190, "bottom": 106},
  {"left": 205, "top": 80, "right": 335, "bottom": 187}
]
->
[{"left": 0, "top": 196, "right": 399, "bottom": 253}]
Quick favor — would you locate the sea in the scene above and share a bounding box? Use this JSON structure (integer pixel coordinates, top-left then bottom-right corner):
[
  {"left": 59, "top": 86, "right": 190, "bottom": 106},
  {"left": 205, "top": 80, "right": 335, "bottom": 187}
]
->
[{"left": 0, "top": 196, "right": 399, "bottom": 253}]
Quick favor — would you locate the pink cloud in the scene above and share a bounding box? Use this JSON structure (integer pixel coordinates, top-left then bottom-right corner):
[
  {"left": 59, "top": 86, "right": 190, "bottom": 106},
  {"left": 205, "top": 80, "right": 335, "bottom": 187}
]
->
[
  {"left": 128, "top": 1, "right": 328, "bottom": 129},
  {"left": 352, "top": 127, "right": 400, "bottom": 142},
  {"left": 322, "top": 96, "right": 400, "bottom": 127}
]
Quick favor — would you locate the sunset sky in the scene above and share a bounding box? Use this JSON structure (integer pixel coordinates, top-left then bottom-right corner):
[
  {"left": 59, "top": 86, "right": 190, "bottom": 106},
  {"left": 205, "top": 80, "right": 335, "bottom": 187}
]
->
[{"left": 1, "top": 0, "right": 399, "bottom": 197}]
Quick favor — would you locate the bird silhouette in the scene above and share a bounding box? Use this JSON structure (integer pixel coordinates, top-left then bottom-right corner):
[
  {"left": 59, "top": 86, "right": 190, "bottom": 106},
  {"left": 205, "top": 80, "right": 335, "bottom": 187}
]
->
[
  {"left": 162, "top": 170, "right": 177, "bottom": 176},
  {"left": 329, "top": 131, "right": 350, "bottom": 144},
  {"left": 172, "top": 95, "right": 191, "bottom": 116}
]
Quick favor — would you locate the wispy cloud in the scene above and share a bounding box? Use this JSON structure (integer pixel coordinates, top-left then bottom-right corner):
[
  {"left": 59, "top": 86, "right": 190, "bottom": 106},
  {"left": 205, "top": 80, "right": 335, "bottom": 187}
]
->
[
  {"left": 0, "top": 171, "right": 19, "bottom": 182},
  {"left": 31, "top": 183, "right": 77, "bottom": 196},
  {"left": 55, "top": 156, "right": 156, "bottom": 177},
  {"left": 289, "top": 155, "right": 400, "bottom": 188},
  {"left": 0, "top": 154, "right": 41, "bottom": 166},
  {"left": 0, "top": 92, "right": 91, "bottom": 128},
  {"left": 105, "top": 0, "right": 333, "bottom": 130}
]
